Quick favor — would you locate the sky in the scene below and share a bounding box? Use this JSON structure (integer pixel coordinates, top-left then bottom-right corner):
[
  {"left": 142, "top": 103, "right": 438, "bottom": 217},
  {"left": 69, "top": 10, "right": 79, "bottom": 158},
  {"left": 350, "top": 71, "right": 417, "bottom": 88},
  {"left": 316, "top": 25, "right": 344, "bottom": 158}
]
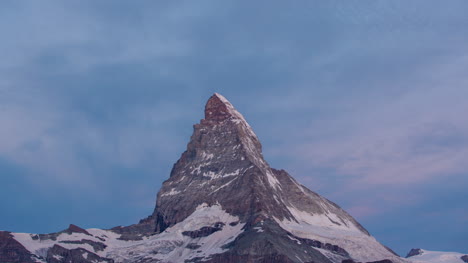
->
[{"left": 1, "top": 0, "right": 467, "bottom": 256}]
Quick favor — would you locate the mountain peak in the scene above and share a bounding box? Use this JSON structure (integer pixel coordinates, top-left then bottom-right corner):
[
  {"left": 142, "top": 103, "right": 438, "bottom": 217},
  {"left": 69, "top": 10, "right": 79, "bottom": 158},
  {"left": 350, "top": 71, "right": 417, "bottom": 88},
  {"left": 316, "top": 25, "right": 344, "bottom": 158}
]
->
[
  {"left": 204, "top": 93, "right": 242, "bottom": 122},
  {"left": 4, "top": 94, "right": 405, "bottom": 263},
  {"left": 203, "top": 93, "right": 262, "bottom": 159}
]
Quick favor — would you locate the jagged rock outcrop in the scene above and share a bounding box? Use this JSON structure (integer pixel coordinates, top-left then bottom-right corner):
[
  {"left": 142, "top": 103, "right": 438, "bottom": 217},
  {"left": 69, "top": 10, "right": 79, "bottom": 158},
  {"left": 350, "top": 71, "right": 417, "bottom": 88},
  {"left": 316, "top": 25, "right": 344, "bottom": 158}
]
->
[
  {"left": 406, "top": 249, "right": 423, "bottom": 258},
  {"left": 3, "top": 93, "right": 405, "bottom": 263},
  {"left": 0, "top": 231, "right": 38, "bottom": 263},
  {"left": 462, "top": 255, "right": 468, "bottom": 263},
  {"left": 46, "top": 244, "right": 113, "bottom": 263},
  {"left": 153, "top": 94, "right": 368, "bottom": 232}
]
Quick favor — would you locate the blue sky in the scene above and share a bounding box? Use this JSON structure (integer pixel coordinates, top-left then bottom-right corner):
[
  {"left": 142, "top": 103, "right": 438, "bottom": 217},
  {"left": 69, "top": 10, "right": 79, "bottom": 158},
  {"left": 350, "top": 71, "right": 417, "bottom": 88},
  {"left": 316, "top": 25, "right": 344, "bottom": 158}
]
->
[{"left": 1, "top": 0, "right": 467, "bottom": 256}]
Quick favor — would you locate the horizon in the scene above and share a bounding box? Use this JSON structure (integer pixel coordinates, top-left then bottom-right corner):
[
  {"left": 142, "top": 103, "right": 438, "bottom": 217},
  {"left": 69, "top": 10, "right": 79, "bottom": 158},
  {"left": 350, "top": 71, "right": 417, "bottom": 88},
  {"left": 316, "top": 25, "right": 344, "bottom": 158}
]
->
[{"left": 1, "top": 1, "right": 467, "bottom": 257}]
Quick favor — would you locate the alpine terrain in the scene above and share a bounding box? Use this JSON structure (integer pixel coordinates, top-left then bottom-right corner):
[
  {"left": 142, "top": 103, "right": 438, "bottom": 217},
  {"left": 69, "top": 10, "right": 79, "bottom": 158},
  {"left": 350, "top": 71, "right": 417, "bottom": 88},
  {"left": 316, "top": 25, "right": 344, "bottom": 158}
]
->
[
  {"left": 405, "top": 249, "right": 468, "bottom": 263},
  {"left": 2, "top": 93, "right": 423, "bottom": 262}
]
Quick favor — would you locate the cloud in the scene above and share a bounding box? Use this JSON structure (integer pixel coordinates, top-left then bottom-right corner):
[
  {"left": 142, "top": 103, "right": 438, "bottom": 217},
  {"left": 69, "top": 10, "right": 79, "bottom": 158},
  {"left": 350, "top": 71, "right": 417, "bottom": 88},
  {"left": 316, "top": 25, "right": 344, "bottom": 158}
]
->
[
  {"left": 1, "top": 0, "right": 467, "bottom": 199},
  {"left": 1, "top": 0, "right": 467, "bottom": 253},
  {"left": 0, "top": 1, "right": 211, "bottom": 189},
  {"left": 259, "top": 52, "right": 468, "bottom": 224}
]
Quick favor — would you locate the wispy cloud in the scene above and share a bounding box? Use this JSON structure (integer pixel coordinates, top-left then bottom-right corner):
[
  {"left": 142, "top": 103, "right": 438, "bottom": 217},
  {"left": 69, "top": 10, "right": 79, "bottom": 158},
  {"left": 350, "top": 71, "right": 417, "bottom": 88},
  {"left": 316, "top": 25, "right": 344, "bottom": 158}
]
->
[
  {"left": 261, "top": 52, "right": 468, "bottom": 228},
  {"left": 1, "top": 0, "right": 467, "bottom": 254}
]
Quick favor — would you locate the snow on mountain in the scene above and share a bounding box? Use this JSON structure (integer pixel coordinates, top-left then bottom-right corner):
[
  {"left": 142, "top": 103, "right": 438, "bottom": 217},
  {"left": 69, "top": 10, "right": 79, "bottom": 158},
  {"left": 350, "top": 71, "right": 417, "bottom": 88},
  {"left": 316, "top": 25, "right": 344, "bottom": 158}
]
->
[
  {"left": 407, "top": 249, "right": 468, "bottom": 263},
  {"left": 7, "top": 204, "right": 244, "bottom": 263},
  {"left": 107, "top": 203, "right": 245, "bottom": 262},
  {"left": 3, "top": 93, "right": 455, "bottom": 263},
  {"left": 276, "top": 206, "right": 400, "bottom": 263}
]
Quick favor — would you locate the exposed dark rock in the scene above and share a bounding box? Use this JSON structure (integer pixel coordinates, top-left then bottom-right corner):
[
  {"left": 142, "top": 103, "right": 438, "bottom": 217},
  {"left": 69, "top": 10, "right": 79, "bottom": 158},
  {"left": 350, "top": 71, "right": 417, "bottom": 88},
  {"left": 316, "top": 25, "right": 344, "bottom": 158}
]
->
[
  {"left": 182, "top": 222, "right": 225, "bottom": 238},
  {"left": 0, "top": 231, "right": 37, "bottom": 263},
  {"left": 208, "top": 219, "right": 334, "bottom": 263},
  {"left": 383, "top": 245, "right": 400, "bottom": 257},
  {"left": 36, "top": 233, "right": 59, "bottom": 241},
  {"left": 59, "top": 239, "right": 107, "bottom": 252},
  {"left": 32, "top": 224, "right": 92, "bottom": 242},
  {"left": 46, "top": 244, "right": 114, "bottom": 263},
  {"left": 204, "top": 94, "right": 233, "bottom": 122},
  {"left": 190, "top": 253, "right": 299, "bottom": 263},
  {"left": 186, "top": 243, "right": 202, "bottom": 250},
  {"left": 292, "top": 234, "right": 348, "bottom": 257},
  {"left": 461, "top": 255, "right": 468, "bottom": 263},
  {"left": 110, "top": 214, "right": 157, "bottom": 240},
  {"left": 64, "top": 224, "right": 91, "bottom": 236},
  {"left": 406, "top": 248, "right": 423, "bottom": 258}
]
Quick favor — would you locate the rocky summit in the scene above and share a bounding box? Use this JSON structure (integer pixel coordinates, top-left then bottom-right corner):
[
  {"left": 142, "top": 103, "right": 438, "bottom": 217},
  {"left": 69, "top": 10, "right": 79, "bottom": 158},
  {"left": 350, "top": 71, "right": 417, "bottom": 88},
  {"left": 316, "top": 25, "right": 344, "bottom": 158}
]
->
[{"left": 1, "top": 93, "right": 405, "bottom": 263}]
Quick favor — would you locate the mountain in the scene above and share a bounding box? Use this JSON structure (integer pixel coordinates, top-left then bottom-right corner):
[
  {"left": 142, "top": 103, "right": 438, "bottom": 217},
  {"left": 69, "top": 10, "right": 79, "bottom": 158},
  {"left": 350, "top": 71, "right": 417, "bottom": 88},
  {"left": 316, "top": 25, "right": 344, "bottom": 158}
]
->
[
  {"left": 406, "top": 249, "right": 468, "bottom": 263},
  {"left": 2, "top": 93, "right": 407, "bottom": 263}
]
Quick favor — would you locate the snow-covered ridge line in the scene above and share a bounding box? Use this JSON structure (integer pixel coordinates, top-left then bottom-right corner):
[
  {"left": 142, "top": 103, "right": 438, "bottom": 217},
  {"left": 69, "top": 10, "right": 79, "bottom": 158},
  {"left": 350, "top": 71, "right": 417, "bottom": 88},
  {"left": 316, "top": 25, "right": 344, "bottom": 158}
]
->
[
  {"left": 12, "top": 229, "right": 123, "bottom": 259},
  {"left": 275, "top": 207, "right": 405, "bottom": 263},
  {"left": 108, "top": 203, "right": 245, "bottom": 262},
  {"left": 209, "top": 93, "right": 282, "bottom": 190},
  {"left": 12, "top": 204, "right": 245, "bottom": 263},
  {"left": 408, "top": 249, "right": 468, "bottom": 263},
  {"left": 213, "top": 92, "right": 257, "bottom": 138}
]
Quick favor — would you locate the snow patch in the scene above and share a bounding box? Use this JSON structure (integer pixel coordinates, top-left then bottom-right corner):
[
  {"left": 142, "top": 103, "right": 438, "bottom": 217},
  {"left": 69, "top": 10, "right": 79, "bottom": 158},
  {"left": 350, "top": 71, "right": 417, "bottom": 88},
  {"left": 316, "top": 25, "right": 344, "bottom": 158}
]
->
[
  {"left": 408, "top": 249, "right": 466, "bottom": 263},
  {"left": 161, "top": 188, "right": 181, "bottom": 197},
  {"left": 13, "top": 233, "right": 91, "bottom": 257},
  {"left": 203, "top": 169, "right": 241, "bottom": 179},
  {"left": 177, "top": 176, "right": 186, "bottom": 183},
  {"left": 286, "top": 205, "right": 360, "bottom": 232},
  {"left": 253, "top": 227, "right": 264, "bottom": 233},
  {"left": 53, "top": 255, "right": 63, "bottom": 260},
  {"left": 211, "top": 178, "right": 238, "bottom": 194},
  {"left": 276, "top": 206, "right": 404, "bottom": 263},
  {"left": 192, "top": 162, "right": 212, "bottom": 175},
  {"left": 266, "top": 170, "right": 281, "bottom": 190},
  {"left": 287, "top": 235, "right": 302, "bottom": 245},
  {"left": 14, "top": 207, "right": 242, "bottom": 263},
  {"left": 106, "top": 203, "right": 245, "bottom": 263},
  {"left": 200, "top": 151, "right": 214, "bottom": 160}
]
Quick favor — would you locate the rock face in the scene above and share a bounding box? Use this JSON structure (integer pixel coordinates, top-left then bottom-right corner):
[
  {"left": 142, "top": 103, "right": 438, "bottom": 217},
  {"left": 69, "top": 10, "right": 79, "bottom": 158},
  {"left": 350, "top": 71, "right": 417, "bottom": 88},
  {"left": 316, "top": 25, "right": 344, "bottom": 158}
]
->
[
  {"left": 63, "top": 225, "right": 91, "bottom": 236},
  {"left": 46, "top": 244, "right": 113, "bottom": 263},
  {"left": 144, "top": 93, "right": 400, "bottom": 262},
  {"left": 406, "top": 249, "right": 423, "bottom": 258},
  {"left": 3, "top": 93, "right": 404, "bottom": 263},
  {"left": 0, "top": 231, "right": 37, "bottom": 263},
  {"left": 154, "top": 94, "right": 368, "bottom": 231}
]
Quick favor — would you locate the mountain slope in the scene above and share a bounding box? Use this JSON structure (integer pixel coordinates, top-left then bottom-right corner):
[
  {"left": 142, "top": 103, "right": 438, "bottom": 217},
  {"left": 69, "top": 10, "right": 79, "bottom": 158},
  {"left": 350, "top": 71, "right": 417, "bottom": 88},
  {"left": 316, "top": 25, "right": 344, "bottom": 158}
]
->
[
  {"left": 148, "top": 93, "right": 401, "bottom": 263},
  {"left": 3, "top": 93, "right": 405, "bottom": 263}
]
